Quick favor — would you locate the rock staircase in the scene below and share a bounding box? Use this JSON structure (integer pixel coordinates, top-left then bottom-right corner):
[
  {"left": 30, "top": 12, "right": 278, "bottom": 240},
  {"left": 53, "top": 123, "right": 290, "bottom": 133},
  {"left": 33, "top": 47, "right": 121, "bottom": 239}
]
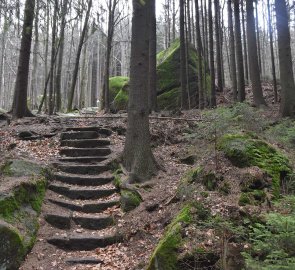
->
[{"left": 44, "top": 126, "right": 121, "bottom": 264}]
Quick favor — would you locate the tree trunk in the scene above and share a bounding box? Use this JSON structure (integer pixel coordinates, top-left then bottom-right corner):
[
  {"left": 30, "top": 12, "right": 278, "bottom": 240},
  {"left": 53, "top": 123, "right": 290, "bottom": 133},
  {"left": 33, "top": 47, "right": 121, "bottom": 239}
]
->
[
  {"left": 246, "top": 0, "right": 266, "bottom": 106},
  {"left": 228, "top": 0, "right": 237, "bottom": 101},
  {"left": 241, "top": 1, "right": 249, "bottom": 84},
  {"left": 48, "top": 0, "right": 58, "bottom": 115},
  {"left": 234, "top": 0, "right": 245, "bottom": 102},
  {"left": 148, "top": 0, "right": 157, "bottom": 112},
  {"left": 103, "top": 0, "right": 118, "bottom": 113},
  {"left": 214, "top": 0, "right": 223, "bottom": 92},
  {"left": 195, "top": 0, "right": 203, "bottom": 109},
  {"left": 209, "top": 0, "right": 216, "bottom": 107},
  {"left": 29, "top": 0, "right": 39, "bottom": 110},
  {"left": 275, "top": 0, "right": 295, "bottom": 117},
  {"left": 11, "top": 0, "right": 35, "bottom": 118},
  {"left": 180, "top": 0, "right": 189, "bottom": 109},
  {"left": 91, "top": 24, "right": 98, "bottom": 107},
  {"left": 55, "top": 0, "right": 68, "bottom": 112},
  {"left": 67, "top": 0, "right": 92, "bottom": 112},
  {"left": 267, "top": 0, "right": 278, "bottom": 103},
  {"left": 123, "top": 0, "right": 158, "bottom": 182}
]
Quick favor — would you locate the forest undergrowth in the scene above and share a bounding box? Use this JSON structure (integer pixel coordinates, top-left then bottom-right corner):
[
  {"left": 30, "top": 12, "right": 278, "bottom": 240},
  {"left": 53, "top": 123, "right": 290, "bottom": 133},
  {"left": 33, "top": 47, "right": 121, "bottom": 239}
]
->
[{"left": 0, "top": 101, "right": 295, "bottom": 269}]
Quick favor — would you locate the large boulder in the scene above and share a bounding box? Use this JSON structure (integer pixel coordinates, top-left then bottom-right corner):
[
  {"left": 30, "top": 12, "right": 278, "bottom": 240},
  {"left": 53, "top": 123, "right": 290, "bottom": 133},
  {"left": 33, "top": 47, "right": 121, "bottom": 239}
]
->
[
  {"left": 0, "top": 220, "right": 25, "bottom": 270},
  {"left": 109, "top": 40, "right": 208, "bottom": 111}
]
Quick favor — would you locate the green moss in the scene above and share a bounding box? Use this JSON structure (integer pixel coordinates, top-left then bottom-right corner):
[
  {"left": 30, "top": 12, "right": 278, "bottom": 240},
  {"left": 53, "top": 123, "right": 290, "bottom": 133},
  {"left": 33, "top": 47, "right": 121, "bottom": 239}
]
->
[
  {"left": 157, "top": 88, "right": 180, "bottom": 110},
  {"left": 120, "top": 190, "right": 142, "bottom": 212},
  {"left": 113, "top": 169, "right": 123, "bottom": 189},
  {"left": 147, "top": 205, "right": 193, "bottom": 270},
  {"left": 219, "top": 134, "right": 292, "bottom": 197},
  {"left": 113, "top": 87, "right": 129, "bottom": 111},
  {"left": 0, "top": 161, "right": 13, "bottom": 176},
  {"left": 0, "top": 178, "right": 46, "bottom": 221},
  {"left": 109, "top": 76, "right": 129, "bottom": 101},
  {"left": 0, "top": 221, "right": 26, "bottom": 270}
]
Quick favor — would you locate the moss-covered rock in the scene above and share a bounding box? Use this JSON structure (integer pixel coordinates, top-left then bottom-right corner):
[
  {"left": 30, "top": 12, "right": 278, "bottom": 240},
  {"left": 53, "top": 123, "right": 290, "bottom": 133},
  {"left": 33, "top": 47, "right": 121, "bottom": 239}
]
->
[
  {"left": 109, "top": 40, "right": 209, "bottom": 111},
  {"left": 109, "top": 76, "right": 129, "bottom": 101},
  {"left": 0, "top": 159, "right": 44, "bottom": 177},
  {"left": 0, "top": 220, "right": 25, "bottom": 270},
  {"left": 120, "top": 189, "right": 142, "bottom": 212},
  {"left": 0, "top": 160, "right": 48, "bottom": 268},
  {"left": 147, "top": 205, "right": 192, "bottom": 270},
  {"left": 218, "top": 133, "right": 292, "bottom": 197},
  {"left": 113, "top": 84, "right": 129, "bottom": 111}
]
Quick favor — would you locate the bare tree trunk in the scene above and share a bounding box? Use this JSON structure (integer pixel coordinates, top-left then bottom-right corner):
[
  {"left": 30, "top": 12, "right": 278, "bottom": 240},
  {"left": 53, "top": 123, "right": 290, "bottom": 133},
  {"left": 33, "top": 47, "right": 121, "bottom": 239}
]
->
[
  {"left": 214, "top": 0, "right": 223, "bottom": 92},
  {"left": 11, "top": 0, "right": 35, "bottom": 118},
  {"left": 123, "top": 0, "right": 158, "bottom": 182},
  {"left": 234, "top": 0, "right": 245, "bottom": 102},
  {"left": 275, "top": 0, "right": 295, "bottom": 117},
  {"left": 180, "top": 0, "right": 189, "bottom": 109},
  {"left": 48, "top": 0, "right": 58, "bottom": 115},
  {"left": 103, "top": 0, "right": 118, "bottom": 113},
  {"left": 67, "top": 0, "right": 92, "bottom": 112},
  {"left": 55, "top": 0, "right": 68, "bottom": 112},
  {"left": 195, "top": 0, "right": 203, "bottom": 109},
  {"left": 91, "top": 24, "right": 98, "bottom": 107},
  {"left": 267, "top": 0, "right": 278, "bottom": 103},
  {"left": 29, "top": 0, "right": 39, "bottom": 110},
  {"left": 246, "top": 0, "right": 266, "bottom": 106},
  {"left": 241, "top": 2, "right": 249, "bottom": 84},
  {"left": 148, "top": 0, "right": 157, "bottom": 112},
  {"left": 228, "top": 0, "right": 237, "bottom": 101},
  {"left": 209, "top": 0, "right": 216, "bottom": 107}
]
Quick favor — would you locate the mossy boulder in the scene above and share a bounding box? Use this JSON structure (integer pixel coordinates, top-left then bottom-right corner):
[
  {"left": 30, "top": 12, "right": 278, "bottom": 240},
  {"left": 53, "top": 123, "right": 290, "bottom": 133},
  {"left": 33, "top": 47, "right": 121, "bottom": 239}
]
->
[
  {"left": 109, "top": 76, "right": 129, "bottom": 102},
  {"left": 120, "top": 189, "right": 142, "bottom": 212},
  {"left": 1, "top": 159, "right": 44, "bottom": 177},
  {"left": 147, "top": 205, "right": 192, "bottom": 270},
  {"left": 113, "top": 84, "right": 129, "bottom": 111},
  {"left": 109, "top": 40, "right": 209, "bottom": 111},
  {"left": 0, "top": 220, "right": 25, "bottom": 270},
  {"left": 218, "top": 133, "right": 292, "bottom": 197},
  {"left": 0, "top": 159, "right": 48, "bottom": 268}
]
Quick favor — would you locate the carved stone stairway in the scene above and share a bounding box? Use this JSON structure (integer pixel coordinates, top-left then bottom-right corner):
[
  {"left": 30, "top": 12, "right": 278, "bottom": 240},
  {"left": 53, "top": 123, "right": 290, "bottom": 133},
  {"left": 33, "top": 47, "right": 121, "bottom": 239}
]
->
[{"left": 44, "top": 126, "right": 121, "bottom": 264}]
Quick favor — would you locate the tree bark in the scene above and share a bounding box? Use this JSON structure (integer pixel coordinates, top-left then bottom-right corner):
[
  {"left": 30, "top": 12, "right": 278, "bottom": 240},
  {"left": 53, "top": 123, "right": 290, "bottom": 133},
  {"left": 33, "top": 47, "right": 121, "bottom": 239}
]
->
[
  {"left": 11, "top": 0, "right": 35, "bottom": 118},
  {"left": 180, "top": 0, "right": 189, "bottom": 109},
  {"left": 67, "top": 0, "right": 92, "bottom": 112},
  {"left": 234, "top": 0, "right": 245, "bottom": 102},
  {"left": 228, "top": 0, "right": 237, "bottom": 101},
  {"left": 246, "top": 0, "right": 266, "bottom": 106},
  {"left": 214, "top": 0, "right": 223, "bottom": 92},
  {"left": 148, "top": 0, "right": 157, "bottom": 112},
  {"left": 267, "top": 0, "right": 278, "bottom": 103},
  {"left": 123, "top": 0, "right": 158, "bottom": 182},
  {"left": 275, "top": 0, "right": 295, "bottom": 117},
  {"left": 209, "top": 0, "right": 216, "bottom": 107},
  {"left": 55, "top": 0, "right": 68, "bottom": 112}
]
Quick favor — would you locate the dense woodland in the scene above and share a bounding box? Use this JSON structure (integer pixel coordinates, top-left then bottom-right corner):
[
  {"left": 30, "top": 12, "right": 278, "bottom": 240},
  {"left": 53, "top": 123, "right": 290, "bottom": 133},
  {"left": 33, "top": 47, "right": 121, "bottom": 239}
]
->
[{"left": 1, "top": 0, "right": 295, "bottom": 269}]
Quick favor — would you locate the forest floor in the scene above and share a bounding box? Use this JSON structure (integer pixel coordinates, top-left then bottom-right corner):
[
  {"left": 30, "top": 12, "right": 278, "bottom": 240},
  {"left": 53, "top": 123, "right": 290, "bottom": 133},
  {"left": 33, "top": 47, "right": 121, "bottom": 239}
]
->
[{"left": 1, "top": 85, "right": 295, "bottom": 269}]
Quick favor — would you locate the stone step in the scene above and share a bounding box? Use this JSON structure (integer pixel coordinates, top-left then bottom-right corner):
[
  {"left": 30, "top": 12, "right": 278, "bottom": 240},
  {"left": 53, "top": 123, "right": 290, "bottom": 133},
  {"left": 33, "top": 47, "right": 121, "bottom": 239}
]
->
[
  {"left": 54, "top": 163, "right": 109, "bottom": 175},
  {"left": 61, "top": 139, "right": 110, "bottom": 148},
  {"left": 60, "top": 147, "right": 111, "bottom": 157},
  {"left": 45, "top": 212, "right": 114, "bottom": 230},
  {"left": 48, "top": 197, "right": 119, "bottom": 213},
  {"left": 66, "top": 126, "right": 112, "bottom": 136},
  {"left": 58, "top": 156, "right": 108, "bottom": 163},
  {"left": 47, "top": 233, "right": 122, "bottom": 251},
  {"left": 66, "top": 257, "right": 102, "bottom": 265},
  {"left": 61, "top": 131, "right": 98, "bottom": 140},
  {"left": 53, "top": 172, "right": 114, "bottom": 186},
  {"left": 48, "top": 183, "right": 117, "bottom": 200}
]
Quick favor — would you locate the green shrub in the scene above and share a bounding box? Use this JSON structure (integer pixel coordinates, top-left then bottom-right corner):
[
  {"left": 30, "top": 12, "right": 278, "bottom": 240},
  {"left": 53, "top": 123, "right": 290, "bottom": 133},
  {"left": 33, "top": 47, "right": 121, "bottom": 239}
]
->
[{"left": 243, "top": 213, "right": 295, "bottom": 270}]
